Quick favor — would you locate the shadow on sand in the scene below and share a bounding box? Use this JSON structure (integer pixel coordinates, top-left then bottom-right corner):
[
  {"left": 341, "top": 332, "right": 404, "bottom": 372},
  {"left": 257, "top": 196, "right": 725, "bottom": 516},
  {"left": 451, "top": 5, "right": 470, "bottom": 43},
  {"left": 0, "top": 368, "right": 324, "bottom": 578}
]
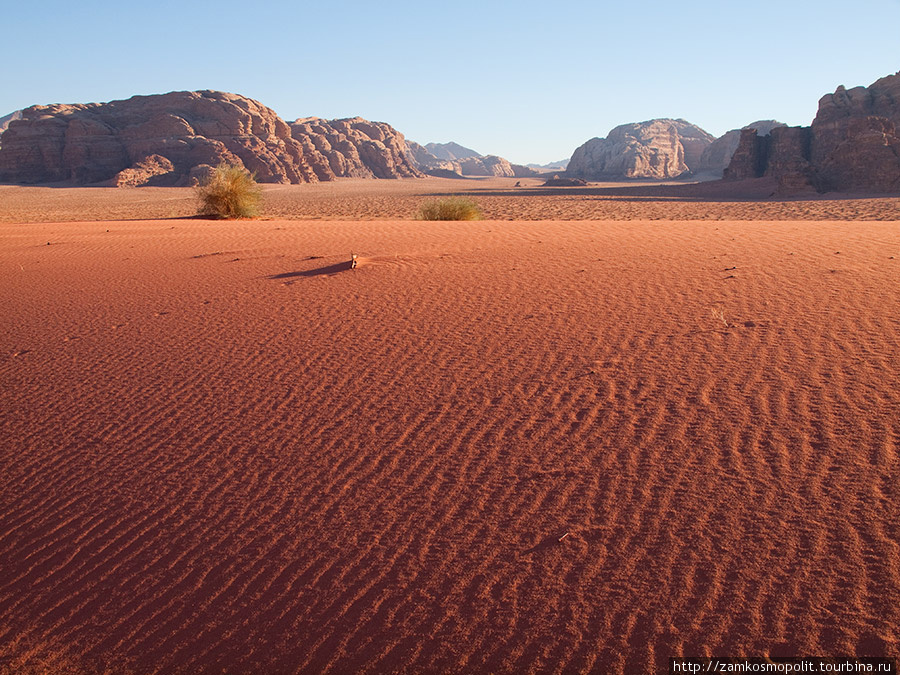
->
[
  {"left": 269, "top": 260, "right": 355, "bottom": 279},
  {"left": 418, "top": 176, "right": 836, "bottom": 202}
]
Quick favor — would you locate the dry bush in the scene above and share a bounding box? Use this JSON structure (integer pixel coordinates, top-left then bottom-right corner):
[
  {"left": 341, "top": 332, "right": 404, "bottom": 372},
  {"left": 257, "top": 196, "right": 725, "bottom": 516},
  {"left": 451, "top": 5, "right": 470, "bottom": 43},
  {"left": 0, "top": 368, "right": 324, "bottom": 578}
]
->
[
  {"left": 196, "top": 163, "right": 262, "bottom": 219},
  {"left": 417, "top": 197, "right": 482, "bottom": 221}
]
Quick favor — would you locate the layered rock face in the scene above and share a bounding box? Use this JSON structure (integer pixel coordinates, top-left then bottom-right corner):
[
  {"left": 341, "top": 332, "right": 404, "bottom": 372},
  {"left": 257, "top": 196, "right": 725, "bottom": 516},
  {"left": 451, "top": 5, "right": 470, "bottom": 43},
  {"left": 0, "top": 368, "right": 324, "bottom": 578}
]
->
[
  {"left": 0, "top": 91, "right": 424, "bottom": 186},
  {"left": 566, "top": 119, "right": 715, "bottom": 180},
  {"left": 289, "top": 117, "right": 422, "bottom": 181},
  {"left": 696, "top": 120, "right": 785, "bottom": 177},
  {"left": 724, "top": 72, "right": 900, "bottom": 193}
]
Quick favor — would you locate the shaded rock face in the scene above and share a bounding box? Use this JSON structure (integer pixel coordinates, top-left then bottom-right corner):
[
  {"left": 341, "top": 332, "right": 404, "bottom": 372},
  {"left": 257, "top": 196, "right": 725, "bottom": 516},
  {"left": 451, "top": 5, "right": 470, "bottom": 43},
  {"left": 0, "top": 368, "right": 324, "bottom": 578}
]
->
[
  {"left": 289, "top": 117, "right": 422, "bottom": 181},
  {"left": 566, "top": 119, "right": 715, "bottom": 180},
  {"left": 724, "top": 128, "right": 769, "bottom": 181},
  {"left": 697, "top": 120, "right": 785, "bottom": 177},
  {"left": 0, "top": 91, "right": 424, "bottom": 186},
  {"left": 724, "top": 126, "right": 813, "bottom": 180},
  {"left": 816, "top": 116, "right": 900, "bottom": 192},
  {"left": 724, "top": 72, "right": 900, "bottom": 193}
]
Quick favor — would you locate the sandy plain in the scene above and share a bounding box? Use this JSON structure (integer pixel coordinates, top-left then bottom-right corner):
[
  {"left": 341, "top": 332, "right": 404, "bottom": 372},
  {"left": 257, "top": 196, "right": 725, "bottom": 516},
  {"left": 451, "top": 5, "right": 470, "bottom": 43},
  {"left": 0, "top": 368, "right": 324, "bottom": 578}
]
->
[{"left": 1, "top": 177, "right": 899, "bottom": 673}]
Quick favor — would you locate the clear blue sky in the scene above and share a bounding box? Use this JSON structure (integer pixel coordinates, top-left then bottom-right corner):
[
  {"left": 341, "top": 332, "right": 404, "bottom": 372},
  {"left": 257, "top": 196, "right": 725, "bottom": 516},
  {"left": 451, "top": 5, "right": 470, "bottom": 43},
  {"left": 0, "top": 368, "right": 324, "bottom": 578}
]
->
[{"left": 3, "top": 0, "right": 899, "bottom": 164}]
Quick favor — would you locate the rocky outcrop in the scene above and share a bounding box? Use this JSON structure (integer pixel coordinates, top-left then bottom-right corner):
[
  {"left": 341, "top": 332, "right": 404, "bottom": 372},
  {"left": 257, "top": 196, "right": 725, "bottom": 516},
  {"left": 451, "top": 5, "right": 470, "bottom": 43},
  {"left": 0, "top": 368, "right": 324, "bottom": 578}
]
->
[
  {"left": 0, "top": 91, "right": 316, "bottom": 185},
  {"left": 696, "top": 120, "right": 785, "bottom": 178},
  {"left": 288, "top": 117, "right": 422, "bottom": 181},
  {"left": 0, "top": 91, "right": 424, "bottom": 186},
  {"left": 291, "top": 117, "right": 422, "bottom": 181},
  {"left": 765, "top": 126, "right": 814, "bottom": 180},
  {"left": 106, "top": 154, "right": 176, "bottom": 187},
  {"left": 724, "top": 71, "right": 900, "bottom": 193},
  {"left": 723, "top": 126, "right": 814, "bottom": 191},
  {"left": 458, "top": 155, "right": 515, "bottom": 177},
  {"left": 724, "top": 128, "right": 769, "bottom": 181},
  {"left": 566, "top": 119, "right": 715, "bottom": 180},
  {"left": 816, "top": 116, "right": 900, "bottom": 192},
  {"left": 811, "top": 73, "right": 900, "bottom": 165},
  {"left": 809, "top": 72, "right": 900, "bottom": 192}
]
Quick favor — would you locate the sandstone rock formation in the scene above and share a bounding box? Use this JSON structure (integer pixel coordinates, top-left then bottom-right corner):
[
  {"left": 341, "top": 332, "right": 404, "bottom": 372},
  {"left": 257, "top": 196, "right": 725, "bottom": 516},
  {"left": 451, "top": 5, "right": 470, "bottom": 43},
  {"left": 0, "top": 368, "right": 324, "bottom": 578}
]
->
[
  {"left": 696, "top": 120, "right": 785, "bottom": 178},
  {"left": 289, "top": 117, "right": 422, "bottom": 181},
  {"left": 566, "top": 119, "right": 715, "bottom": 180},
  {"left": 458, "top": 155, "right": 516, "bottom": 177},
  {"left": 724, "top": 71, "right": 900, "bottom": 193},
  {"left": 0, "top": 91, "right": 316, "bottom": 185},
  {"left": 815, "top": 116, "right": 900, "bottom": 192},
  {"left": 106, "top": 154, "right": 176, "bottom": 187},
  {"left": 0, "top": 91, "right": 424, "bottom": 186},
  {"left": 724, "top": 126, "right": 814, "bottom": 191}
]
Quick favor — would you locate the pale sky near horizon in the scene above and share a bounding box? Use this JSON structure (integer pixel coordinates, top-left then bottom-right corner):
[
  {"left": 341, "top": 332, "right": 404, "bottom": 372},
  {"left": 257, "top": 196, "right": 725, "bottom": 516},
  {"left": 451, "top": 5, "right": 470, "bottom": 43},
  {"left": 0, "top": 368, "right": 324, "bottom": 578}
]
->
[{"left": 3, "top": 0, "right": 899, "bottom": 164}]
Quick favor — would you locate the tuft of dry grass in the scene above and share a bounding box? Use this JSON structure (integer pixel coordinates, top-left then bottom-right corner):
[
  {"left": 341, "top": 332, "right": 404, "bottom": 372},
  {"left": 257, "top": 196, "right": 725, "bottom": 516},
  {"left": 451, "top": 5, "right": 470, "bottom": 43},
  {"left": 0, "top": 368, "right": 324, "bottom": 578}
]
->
[
  {"left": 710, "top": 306, "right": 729, "bottom": 328},
  {"left": 417, "top": 197, "right": 482, "bottom": 221},
  {"left": 196, "top": 163, "right": 262, "bottom": 219}
]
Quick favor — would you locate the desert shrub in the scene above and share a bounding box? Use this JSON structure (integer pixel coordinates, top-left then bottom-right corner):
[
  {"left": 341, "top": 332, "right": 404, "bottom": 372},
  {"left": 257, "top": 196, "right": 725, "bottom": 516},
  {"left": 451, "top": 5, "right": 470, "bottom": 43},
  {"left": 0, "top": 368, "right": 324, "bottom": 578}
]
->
[
  {"left": 196, "top": 163, "right": 262, "bottom": 219},
  {"left": 417, "top": 197, "right": 482, "bottom": 221}
]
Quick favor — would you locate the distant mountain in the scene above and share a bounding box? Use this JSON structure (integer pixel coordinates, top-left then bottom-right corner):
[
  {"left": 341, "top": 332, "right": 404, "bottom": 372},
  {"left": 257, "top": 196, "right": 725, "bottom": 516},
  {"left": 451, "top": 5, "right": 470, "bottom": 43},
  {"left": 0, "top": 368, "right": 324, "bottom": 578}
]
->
[
  {"left": 526, "top": 159, "right": 569, "bottom": 171},
  {"left": 408, "top": 141, "right": 537, "bottom": 179},
  {"left": 424, "top": 141, "right": 481, "bottom": 161}
]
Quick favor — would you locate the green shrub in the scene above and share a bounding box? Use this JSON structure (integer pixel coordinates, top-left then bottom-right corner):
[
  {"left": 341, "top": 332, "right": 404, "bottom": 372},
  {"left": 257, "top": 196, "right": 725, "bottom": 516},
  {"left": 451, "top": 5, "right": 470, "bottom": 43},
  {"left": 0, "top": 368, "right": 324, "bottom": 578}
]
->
[
  {"left": 417, "top": 197, "right": 482, "bottom": 221},
  {"left": 196, "top": 163, "right": 262, "bottom": 219}
]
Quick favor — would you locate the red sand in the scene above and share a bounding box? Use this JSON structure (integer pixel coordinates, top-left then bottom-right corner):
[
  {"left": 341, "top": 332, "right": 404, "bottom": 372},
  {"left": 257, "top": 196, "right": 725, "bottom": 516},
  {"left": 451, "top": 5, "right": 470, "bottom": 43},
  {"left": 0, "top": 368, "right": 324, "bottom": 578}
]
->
[{"left": 1, "top": 184, "right": 899, "bottom": 673}]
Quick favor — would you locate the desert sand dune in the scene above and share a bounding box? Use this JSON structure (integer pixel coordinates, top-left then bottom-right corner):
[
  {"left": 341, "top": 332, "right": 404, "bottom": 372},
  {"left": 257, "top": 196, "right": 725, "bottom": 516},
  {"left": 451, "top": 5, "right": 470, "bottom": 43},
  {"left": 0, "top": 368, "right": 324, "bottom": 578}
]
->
[{"left": 1, "top": 185, "right": 899, "bottom": 673}]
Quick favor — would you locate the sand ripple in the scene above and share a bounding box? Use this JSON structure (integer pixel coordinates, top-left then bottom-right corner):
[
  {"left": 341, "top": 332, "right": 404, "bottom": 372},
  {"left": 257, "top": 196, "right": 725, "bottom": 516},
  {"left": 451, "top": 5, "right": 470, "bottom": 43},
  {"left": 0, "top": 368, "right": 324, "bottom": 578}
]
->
[{"left": 1, "top": 216, "right": 898, "bottom": 673}]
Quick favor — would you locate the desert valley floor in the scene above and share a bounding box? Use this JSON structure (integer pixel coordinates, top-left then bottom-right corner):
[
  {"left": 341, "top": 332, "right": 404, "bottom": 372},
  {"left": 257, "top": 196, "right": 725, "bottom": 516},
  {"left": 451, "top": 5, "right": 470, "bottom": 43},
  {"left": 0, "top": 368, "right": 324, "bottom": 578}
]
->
[{"left": 1, "top": 177, "right": 898, "bottom": 673}]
